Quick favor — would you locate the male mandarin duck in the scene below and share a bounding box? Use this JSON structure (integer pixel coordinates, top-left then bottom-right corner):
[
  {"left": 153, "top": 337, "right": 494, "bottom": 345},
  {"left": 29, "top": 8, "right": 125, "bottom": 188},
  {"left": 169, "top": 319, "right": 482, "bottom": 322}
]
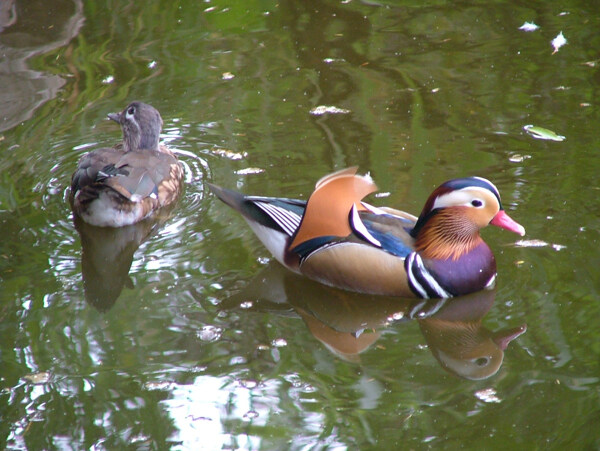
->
[
  {"left": 209, "top": 167, "right": 525, "bottom": 299},
  {"left": 70, "top": 101, "right": 184, "bottom": 227}
]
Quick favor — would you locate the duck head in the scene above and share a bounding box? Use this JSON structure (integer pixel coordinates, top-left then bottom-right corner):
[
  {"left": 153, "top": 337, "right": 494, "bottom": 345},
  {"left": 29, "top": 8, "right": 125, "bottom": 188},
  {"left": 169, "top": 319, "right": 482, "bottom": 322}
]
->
[
  {"left": 411, "top": 177, "right": 525, "bottom": 260},
  {"left": 108, "top": 101, "right": 163, "bottom": 152}
]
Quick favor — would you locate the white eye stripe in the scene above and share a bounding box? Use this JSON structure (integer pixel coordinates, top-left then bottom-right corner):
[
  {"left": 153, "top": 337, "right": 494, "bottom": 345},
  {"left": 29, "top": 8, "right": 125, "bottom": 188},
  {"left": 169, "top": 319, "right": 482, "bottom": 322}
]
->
[{"left": 432, "top": 187, "right": 494, "bottom": 210}]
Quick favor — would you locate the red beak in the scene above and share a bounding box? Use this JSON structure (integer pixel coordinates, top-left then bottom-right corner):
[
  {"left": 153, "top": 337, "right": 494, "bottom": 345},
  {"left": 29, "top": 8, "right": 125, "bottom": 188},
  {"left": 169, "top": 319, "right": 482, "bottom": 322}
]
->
[
  {"left": 490, "top": 210, "right": 526, "bottom": 236},
  {"left": 492, "top": 324, "right": 527, "bottom": 350}
]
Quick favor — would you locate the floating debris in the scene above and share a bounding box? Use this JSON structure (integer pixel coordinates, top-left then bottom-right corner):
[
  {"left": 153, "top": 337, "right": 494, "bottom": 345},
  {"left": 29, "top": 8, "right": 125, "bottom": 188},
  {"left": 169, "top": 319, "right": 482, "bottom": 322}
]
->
[
  {"left": 515, "top": 239, "right": 548, "bottom": 247},
  {"left": 236, "top": 167, "right": 264, "bottom": 175},
  {"left": 519, "top": 22, "right": 539, "bottom": 32},
  {"left": 582, "top": 60, "right": 599, "bottom": 67},
  {"left": 523, "top": 125, "right": 565, "bottom": 141},
  {"left": 222, "top": 72, "right": 235, "bottom": 80},
  {"left": 508, "top": 154, "right": 531, "bottom": 163},
  {"left": 551, "top": 31, "right": 567, "bottom": 54},
  {"left": 212, "top": 148, "right": 247, "bottom": 160},
  {"left": 515, "top": 239, "right": 566, "bottom": 251},
  {"left": 374, "top": 191, "right": 391, "bottom": 198},
  {"left": 309, "top": 105, "right": 351, "bottom": 115},
  {"left": 23, "top": 372, "right": 51, "bottom": 385}
]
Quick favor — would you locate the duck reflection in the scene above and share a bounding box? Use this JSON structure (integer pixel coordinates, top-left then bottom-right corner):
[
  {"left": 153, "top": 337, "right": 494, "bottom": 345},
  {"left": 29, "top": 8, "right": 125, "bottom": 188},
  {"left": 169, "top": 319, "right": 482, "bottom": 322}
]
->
[
  {"left": 417, "top": 294, "right": 526, "bottom": 380},
  {"left": 0, "top": 0, "right": 84, "bottom": 132},
  {"left": 221, "top": 264, "right": 526, "bottom": 380},
  {"left": 73, "top": 215, "right": 165, "bottom": 311}
]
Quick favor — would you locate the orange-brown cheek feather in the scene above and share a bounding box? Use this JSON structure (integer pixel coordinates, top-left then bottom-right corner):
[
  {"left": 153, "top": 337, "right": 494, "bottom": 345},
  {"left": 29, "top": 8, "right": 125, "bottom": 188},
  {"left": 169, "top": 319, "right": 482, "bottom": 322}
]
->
[{"left": 415, "top": 210, "right": 481, "bottom": 261}]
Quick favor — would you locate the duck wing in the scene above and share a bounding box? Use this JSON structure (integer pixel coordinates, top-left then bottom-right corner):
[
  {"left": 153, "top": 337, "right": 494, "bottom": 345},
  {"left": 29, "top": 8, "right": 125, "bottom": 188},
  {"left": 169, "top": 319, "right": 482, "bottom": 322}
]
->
[{"left": 72, "top": 148, "right": 181, "bottom": 205}]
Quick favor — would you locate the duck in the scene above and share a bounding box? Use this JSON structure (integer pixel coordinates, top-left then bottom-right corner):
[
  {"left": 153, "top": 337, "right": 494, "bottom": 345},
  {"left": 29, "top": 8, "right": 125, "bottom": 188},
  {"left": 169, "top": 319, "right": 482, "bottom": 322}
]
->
[
  {"left": 208, "top": 167, "right": 525, "bottom": 299},
  {"left": 70, "top": 101, "right": 184, "bottom": 227}
]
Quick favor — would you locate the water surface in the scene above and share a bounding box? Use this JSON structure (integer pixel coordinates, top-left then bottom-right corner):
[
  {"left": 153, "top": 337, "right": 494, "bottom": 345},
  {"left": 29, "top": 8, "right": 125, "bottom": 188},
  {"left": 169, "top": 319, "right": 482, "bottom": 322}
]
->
[{"left": 1, "top": 0, "right": 599, "bottom": 449}]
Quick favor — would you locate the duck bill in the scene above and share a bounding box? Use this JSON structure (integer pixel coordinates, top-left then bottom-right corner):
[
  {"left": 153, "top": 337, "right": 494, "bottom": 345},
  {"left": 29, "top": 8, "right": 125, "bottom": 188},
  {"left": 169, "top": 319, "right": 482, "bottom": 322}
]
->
[
  {"left": 492, "top": 324, "right": 527, "bottom": 350},
  {"left": 490, "top": 210, "right": 526, "bottom": 236},
  {"left": 107, "top": 112, "right": 121, "bottom": 124}
]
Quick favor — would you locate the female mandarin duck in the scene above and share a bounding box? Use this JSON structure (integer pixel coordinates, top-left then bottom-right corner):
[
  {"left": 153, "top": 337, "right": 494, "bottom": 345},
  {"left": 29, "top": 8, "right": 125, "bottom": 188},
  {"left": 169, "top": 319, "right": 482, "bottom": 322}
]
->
[
  {"left": 209, "top": 167, "right": 525, "bottom": 299},
  {"left": 70, "top": 101, "right": 184, "bottom": 227}
]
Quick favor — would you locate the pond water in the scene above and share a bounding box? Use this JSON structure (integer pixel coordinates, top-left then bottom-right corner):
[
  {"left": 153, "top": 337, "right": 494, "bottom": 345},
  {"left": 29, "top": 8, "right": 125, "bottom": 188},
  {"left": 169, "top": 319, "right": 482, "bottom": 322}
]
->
[{"left": 1, "top": 0, "right": 599, "bottom": 449}]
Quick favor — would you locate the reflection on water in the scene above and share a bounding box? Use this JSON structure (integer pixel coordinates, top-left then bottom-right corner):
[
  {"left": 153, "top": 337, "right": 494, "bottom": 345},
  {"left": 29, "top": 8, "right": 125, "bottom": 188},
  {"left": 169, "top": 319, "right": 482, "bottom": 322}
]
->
[
  {"left": 2, "top": 0, "right": 600, "bottom": 449},
  {"left": 418, "top": 294, "right": 526, "bottom": 380},
  {"left": 73, "top": 214, "right": 169, "bottom": 311},
  {"left": 221, "top": 264, "right": 526, "bottom": 380},
  {"left": 0, "top": 0, "right": 83, "bottom": 132}
]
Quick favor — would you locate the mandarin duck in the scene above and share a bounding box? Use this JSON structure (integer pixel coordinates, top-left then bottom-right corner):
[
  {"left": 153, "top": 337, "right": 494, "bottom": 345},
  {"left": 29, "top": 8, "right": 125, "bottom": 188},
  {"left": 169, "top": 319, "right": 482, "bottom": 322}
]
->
[
  {"left": 70, "top": 101, "right": 184, "bottom": 227},
  {"left": 209, "top": 167, "right": 525, "bottom": 298}
]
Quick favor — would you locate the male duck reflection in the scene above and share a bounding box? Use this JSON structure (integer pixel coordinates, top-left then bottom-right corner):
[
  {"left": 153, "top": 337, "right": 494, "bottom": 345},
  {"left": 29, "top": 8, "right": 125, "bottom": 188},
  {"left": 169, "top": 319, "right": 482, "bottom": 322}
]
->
[
  {"left": 70, "top": 101, "right": 184, "bottom": 227},
  {"left": 210, "top": 167, "right": 525, "bottom": 298},
  {"left": 220, "top": 264, "right": 526, "bottom": 380}
]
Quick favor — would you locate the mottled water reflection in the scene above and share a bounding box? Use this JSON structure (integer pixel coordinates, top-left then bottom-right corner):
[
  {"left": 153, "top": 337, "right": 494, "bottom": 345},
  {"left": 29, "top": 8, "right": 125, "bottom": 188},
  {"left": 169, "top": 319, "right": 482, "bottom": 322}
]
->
[
  {"left": 0, "top": 0, "right": 83, "bottom": 132},
  {"left": 221, "top": 264, "right": 525, "bottom": 380},
  {"left": 1, "top": 0, "right": 600, "bottom": 449}
]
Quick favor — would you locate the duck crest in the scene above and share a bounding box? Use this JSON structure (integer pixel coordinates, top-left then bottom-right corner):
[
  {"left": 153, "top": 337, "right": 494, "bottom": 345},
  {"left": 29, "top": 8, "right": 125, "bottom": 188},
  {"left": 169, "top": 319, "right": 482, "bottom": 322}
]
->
[
  {"left": 289, "top": 167, "right": 377, "bottom": 250},
  {"left": 414, "top": 209, "right": 482, "bottom": 261}
]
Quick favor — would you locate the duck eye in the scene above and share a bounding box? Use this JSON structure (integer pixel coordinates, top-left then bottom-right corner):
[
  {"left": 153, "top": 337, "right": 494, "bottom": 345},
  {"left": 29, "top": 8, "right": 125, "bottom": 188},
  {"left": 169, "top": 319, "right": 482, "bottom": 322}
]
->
[
  {"left": 475, "top": 357, "right": 489, "bottom": 367},
  {"left": 127, "top": 106, "right": 136, "bottom": 117},
  {"left": 471, "top": 199, "right": 483, "bottom": 208}
]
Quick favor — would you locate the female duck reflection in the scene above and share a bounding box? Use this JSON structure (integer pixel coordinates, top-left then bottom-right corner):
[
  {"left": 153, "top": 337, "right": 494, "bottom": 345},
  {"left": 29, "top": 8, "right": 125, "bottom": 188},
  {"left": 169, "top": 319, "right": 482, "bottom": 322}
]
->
[
  {"left": 73, "top": 215, "right": 169, "bottom": 311},
  {"left": 220, "top": 264, "right": 526, "bottom": 380}
]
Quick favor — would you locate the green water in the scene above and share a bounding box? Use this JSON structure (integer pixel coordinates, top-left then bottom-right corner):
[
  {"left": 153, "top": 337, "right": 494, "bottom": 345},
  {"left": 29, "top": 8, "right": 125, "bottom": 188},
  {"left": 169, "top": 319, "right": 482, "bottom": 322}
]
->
[{"left": 1, "top": 0, "right": 599, "bottom": 449}]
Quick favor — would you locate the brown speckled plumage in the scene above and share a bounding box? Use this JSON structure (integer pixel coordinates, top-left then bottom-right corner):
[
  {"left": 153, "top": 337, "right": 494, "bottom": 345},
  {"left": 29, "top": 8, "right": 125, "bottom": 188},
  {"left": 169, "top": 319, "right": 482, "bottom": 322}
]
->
[{"left": 70, "top": 102, "right": 184, "bottom": 227}]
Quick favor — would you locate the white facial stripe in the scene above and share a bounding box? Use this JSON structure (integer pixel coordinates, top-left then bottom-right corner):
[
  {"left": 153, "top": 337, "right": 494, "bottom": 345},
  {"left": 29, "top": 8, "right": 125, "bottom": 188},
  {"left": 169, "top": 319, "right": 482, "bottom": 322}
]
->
[{"left": 432, "top": 187, "right": 496, "bottom": 210}]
